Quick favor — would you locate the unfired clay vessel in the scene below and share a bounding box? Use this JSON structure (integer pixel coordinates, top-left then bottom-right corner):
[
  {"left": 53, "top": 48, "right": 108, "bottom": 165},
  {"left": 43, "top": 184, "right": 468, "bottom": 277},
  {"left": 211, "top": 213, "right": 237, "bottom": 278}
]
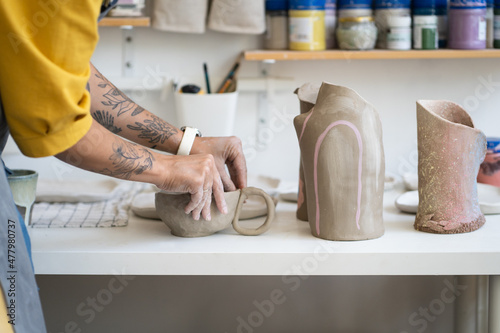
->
[
  {"left": 294, "top": 82, "right": 321, "bottom": 222},
  {"left": 294, "top": 82, "right": 385, "bottom": 241},
  {"left": 415, "top": 100, "right": 487, "bottom": 234},
  {"left": 155, "top": 187, "right": 275, "bottom": 237}
]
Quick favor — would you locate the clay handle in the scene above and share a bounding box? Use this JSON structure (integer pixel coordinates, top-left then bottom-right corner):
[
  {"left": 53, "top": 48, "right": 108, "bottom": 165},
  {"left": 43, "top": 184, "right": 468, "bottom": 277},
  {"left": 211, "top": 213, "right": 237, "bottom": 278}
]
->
[{"left": 232, "top": 187, "right": 275, "bottom": 236}]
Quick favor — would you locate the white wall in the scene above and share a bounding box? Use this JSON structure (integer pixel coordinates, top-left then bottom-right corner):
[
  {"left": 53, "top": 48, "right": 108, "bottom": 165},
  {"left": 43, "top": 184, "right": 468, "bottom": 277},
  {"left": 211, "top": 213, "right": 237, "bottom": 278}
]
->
[{"left": 4, "top": 21, "right": 499, "bottom": 333}]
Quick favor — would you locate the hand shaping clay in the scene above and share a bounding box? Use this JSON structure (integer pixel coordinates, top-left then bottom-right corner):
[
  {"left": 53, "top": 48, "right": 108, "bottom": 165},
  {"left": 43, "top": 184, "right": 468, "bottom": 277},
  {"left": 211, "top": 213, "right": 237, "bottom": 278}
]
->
[
  {"left": 294, "top": 82, "right": 385, "bottom": 241},
  {"left": 155, "top": 187, "right": 275, "bottom": 237},
  {"left": 415, "top": 100, "right": 487, "bottom": 234},
  {"left": 294, "top": 82, "right": 321, "bottom": 222}
]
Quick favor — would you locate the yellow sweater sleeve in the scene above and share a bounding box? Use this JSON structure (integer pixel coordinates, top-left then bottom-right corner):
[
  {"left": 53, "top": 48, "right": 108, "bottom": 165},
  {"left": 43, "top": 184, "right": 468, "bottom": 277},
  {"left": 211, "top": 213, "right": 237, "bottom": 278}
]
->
[{"left": 0, "top": 0, "right": 103, "bottom": 157}]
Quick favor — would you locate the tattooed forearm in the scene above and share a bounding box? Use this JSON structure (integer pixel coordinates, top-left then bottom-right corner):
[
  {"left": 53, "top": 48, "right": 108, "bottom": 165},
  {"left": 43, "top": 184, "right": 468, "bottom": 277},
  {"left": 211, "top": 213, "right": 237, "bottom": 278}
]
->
[
  {"left": 127, "top": 114, "right": 178, "bottom": 147},
  {"left": 98, "top": 141, "right": 155, "bottom": 179},
  {"left": 132, "top": 105, "right": 145, "bottom": 116},
  {"left": 92, "top": 110, "right": 122, "bottom": 134},
  {"left": 94, "top": 71, "right": 137, "bottom": 117}
]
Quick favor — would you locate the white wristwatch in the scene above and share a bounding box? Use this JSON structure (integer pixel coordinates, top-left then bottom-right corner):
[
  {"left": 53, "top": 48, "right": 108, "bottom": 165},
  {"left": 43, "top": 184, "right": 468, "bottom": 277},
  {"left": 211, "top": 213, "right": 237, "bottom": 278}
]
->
[{"left": 176, "top": 126, "right": 202, "bottom": 156}]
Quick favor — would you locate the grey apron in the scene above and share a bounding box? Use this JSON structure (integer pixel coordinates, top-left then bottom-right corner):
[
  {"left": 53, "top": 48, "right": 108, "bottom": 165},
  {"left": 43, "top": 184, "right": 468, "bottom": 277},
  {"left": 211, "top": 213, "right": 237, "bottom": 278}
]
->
[{"left": 0, "top": 99, "right": 46, "bottom": 332}]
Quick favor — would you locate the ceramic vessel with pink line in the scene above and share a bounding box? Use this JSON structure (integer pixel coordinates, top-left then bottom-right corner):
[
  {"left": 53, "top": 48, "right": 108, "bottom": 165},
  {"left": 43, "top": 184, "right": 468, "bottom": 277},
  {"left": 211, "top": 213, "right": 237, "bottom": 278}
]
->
[{"left": 293, "top": 82, "right": 385, "bottom": 241}]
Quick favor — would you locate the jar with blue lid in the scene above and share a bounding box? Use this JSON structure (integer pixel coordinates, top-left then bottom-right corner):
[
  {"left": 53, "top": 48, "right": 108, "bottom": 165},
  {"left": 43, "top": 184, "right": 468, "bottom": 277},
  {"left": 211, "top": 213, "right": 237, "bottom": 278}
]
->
[
  {"left": 265, "top": 0, "right": 289, "bottom": 49},
  {"left": 289, "top": 0, "right": 326, "bottom": 50},
  {"left": 338, "top": 0, "right": 374, "bottom": 18},
  {"left": 449, "top": 0, "right": 487, "bottom": 49},
  {"left": 494, "top": 0, "right": 500, "bottom": 48},
  {"left": 436, "top": 0, "right": 449, "bottom": 48},
  {"left": 413, "top": 0, "right": 440, "bottom": 49},
  {"left": 374, "top": 0, "right": 411, "bottom": 48},
  {"left": 486, "top": 0, "right": 494, "bottom": 47},
  {"left": 325, "top": 0, "right": 337, "bottom": 48}
]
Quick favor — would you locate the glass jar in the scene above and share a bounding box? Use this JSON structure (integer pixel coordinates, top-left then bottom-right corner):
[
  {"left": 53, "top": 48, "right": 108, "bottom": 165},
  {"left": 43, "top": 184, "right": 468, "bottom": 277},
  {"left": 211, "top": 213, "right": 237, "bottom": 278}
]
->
[
  {"left": 336, "top": 16, "right": 378, "bottom": 50},
  {"left": 289, "top": 0, "right": 326, "bottom": 51}
]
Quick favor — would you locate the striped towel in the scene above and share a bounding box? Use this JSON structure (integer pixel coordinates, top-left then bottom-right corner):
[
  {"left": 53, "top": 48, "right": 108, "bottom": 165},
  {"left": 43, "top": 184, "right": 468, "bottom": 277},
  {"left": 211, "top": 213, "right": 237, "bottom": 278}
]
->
[{"left": 31, "top": 182, "right": 145, "bottom": 228}]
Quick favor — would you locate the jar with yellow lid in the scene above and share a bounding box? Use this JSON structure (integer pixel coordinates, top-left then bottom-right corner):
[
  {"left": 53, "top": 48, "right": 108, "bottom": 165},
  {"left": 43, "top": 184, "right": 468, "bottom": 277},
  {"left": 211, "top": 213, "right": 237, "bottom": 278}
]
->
[
  {"left": 336, "top": 16, "right": 378, "bottom": 50},
  {"left": 289, "top": 0, "right": 326, "bottom": 50}
]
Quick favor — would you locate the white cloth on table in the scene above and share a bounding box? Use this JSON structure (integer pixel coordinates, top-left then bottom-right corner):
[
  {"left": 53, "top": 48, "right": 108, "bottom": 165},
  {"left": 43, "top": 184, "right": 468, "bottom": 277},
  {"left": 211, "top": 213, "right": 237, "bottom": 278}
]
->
[{"left": 31, "top": 181, "right": 145, "bottom": 228}]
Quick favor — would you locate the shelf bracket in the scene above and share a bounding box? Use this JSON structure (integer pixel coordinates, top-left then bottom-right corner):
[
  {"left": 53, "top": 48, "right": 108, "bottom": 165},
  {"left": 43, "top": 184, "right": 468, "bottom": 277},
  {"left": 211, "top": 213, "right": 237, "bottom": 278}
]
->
[
  {"left": 257, "top": 59, "right": 276, "bottom": 149},
  {"left": 121, "top": 26, "right": 135, "bottom": 77}
]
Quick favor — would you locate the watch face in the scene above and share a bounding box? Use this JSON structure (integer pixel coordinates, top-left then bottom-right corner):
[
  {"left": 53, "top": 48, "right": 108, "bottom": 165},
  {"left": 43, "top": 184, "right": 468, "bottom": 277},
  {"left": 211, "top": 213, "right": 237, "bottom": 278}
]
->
[{"left": 180, "top": 126, "right": 202, "bottom": 137}]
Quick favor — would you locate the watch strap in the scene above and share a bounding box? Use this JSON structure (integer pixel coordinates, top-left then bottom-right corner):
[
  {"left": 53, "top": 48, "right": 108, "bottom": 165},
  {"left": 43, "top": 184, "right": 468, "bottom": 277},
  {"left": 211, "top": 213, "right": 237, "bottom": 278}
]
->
[{"left": 176, "top": 127, "right": 199, "bottom": 155}]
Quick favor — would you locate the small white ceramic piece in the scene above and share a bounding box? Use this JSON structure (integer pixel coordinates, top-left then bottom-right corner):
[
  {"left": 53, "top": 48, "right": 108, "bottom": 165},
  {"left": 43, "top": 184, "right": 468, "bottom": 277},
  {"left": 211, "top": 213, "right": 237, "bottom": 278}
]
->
[
  {"left": 394, "top": 191, "right": 419, "bottom": 214},
  {"left": 36, "top": 179, "right": 122, "bottom": 203},
  {"left": 395, "top": 185, "right": 500, "bottom": 215},
  {"left": 403, "top": 173, "right": 418, "bottom": 191},
  {"left": 279, "top": 191, "right": 299, "bottom": 202}
]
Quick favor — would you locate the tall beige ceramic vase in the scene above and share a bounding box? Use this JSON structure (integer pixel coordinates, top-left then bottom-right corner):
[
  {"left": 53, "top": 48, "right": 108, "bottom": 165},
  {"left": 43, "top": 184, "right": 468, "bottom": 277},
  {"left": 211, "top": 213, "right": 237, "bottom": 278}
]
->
[
  {"left": 294, "top": 82, "right": 385, "bottom": 241},
  {"left": 294, "top": 82, "right": 320, "bottom": 222},
  {"left": 415, "top": 100, "right": 487, "bottom": 234}
]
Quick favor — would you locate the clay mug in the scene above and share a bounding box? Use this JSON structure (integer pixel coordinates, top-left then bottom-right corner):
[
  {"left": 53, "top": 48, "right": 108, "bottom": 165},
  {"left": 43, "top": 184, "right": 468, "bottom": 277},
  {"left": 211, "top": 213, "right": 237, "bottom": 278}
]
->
[
  {"left": 155, "top": 187, "right": 275, "bottom": 237},
  {"left": 7, "top": 169, "right": 38, "bottom": 226}
]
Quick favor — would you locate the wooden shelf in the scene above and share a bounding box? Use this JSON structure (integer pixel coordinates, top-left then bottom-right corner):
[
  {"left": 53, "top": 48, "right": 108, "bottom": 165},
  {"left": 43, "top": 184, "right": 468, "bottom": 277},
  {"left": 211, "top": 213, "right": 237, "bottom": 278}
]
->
[
  {"left": 244, "top": 49, "right": 500, "bottom": 61},
  {"left": 99, "top": 17, "right": 150, "bottom": 27}
]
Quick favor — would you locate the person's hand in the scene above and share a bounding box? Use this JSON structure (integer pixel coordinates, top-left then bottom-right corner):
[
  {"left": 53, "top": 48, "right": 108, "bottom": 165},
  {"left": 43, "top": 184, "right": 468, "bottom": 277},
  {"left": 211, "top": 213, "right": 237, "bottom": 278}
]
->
[
  {"left": 191, "top": 136, "right": 247, "bottom": 192},
  {"left": 157, "top": 154, "right": 227, "bottom": 221}
]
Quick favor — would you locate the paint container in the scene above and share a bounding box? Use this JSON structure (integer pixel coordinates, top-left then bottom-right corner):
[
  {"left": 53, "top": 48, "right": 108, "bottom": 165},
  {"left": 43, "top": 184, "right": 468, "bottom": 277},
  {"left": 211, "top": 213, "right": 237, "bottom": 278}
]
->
[
  {"left": 448, "top": 0, "right": 487, "bottom": 49},
  {"left": 289, "top": 0, "right": 326, "bottom": 50},
  {"left": 413, "top": 0, "right": 448, "bottom": 48},
  {"left": 478, "top": 137, "right": 500, "bottom": 187},
  {"left": 265, "top": 0, "right": 289, "bottom": 49},
  {"left": 374, "top": 0, "right": 411, "bottom": 48},
  {"left": 487, "top": 0, "right": 494, "bottom": 47},
  {"left": 413, "top": 0, "right": 440, "bottom": 49},
  {"left": 325, "top": 0, "right": 338, "bottom": 48},
  {"left": 338, "top": 0, "right": 374, "bottom": 18},
  {"left": 495, "top": 0, "right": 500, "bottom": 48},
  {"left": 336, "top": 16, "right": 378, "bottom": 49},
  {"left": 413, "top": 15, "right": 439, "bottom": 49},
  {"left": 436, "top": 0, "right": 449, "bottom": 48},
  {"left": 387, "top": 15, "right": 412, "bottom": 49}
]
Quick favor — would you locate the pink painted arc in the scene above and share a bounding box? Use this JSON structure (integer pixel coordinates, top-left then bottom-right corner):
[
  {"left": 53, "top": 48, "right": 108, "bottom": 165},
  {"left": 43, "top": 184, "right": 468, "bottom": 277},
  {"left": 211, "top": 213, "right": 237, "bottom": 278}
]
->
[
  {"left": 313, "top": 121, "right": 363, "bottom": 236},
  {"left": 299, "top": 107, "right": 314, "bottom": 142}
]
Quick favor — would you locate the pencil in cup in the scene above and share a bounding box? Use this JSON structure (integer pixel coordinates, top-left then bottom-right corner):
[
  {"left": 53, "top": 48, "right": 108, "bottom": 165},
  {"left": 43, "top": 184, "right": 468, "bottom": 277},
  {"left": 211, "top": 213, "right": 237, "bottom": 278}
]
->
[{"left": 217, "top": 62, "right": 240, "bottom": 93}]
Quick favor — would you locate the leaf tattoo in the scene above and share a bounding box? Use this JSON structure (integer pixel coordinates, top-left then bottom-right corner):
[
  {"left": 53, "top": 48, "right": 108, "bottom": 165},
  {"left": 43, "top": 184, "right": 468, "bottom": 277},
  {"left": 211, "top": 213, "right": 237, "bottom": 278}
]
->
[
  {"left": 127, "top": 114, "right": 178, "bottom": 145},
  {"left": 92, "top": 110, "right": 122, "bottom": 134},
  {"left": 95, "top": 72, "right": 137, "bottom": 117},
  {"left": 100, "top": 142, "right": 155, "bottom": 179}
]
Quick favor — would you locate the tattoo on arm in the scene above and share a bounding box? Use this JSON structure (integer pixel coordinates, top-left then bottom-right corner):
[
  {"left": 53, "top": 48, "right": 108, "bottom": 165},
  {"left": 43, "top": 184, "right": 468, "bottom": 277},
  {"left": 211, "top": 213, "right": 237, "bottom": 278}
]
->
[
  {"left": 127, "top": 114, "right": 178, "bottom": 147},
  {"left": 92, "top": 110, "right": 122, "bottom": 134},
  {"left": 94, "top": 71, "right": 138, "bottom": 117},
  {"left": 98, "top": 141, "right": 155, "bottom": 179}
]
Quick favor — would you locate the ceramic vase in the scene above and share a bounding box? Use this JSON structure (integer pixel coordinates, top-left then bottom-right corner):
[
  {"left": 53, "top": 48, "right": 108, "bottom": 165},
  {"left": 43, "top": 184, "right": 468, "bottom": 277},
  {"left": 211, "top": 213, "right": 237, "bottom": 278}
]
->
[
  {"left": 294, "top": 82, "right": 385, "bottom": 241},
  {"left": 415, "top": 100, "right": 486, "bottom": 234},
  {"left": 294, "top": 82, "right": 320, "bottom": 222}
]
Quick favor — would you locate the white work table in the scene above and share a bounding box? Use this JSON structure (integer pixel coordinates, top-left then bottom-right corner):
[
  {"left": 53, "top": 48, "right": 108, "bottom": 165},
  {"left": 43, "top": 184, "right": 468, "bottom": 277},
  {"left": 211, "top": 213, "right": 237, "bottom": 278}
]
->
[{"left": 30, "top": 189, "right": 500, "bottom": 276}]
